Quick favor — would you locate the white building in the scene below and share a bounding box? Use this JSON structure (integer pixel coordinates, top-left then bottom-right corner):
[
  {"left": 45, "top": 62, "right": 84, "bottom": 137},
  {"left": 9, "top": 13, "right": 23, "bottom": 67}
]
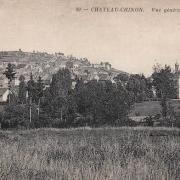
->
[{"left": 0, "top": 88, "right": 9, "bottom": 102}]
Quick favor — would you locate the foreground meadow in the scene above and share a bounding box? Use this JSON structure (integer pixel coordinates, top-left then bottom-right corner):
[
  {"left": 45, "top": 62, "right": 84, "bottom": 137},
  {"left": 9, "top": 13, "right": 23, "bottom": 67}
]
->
[{"left": 0, "top": 127, "right": 179, "bottom": 180}]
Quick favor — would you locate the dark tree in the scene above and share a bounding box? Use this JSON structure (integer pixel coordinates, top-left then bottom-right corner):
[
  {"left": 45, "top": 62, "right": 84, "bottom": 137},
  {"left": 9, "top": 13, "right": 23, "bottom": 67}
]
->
[
  {"left": 126, "top": 74, "right": 148, "bottom": 102},
  {"left": 49, "top": 69, "right": 72, "bottom": 125},
  {"left": 3, "top": 63, "right": 16, "bottom": 103},
  {"left": 152, "top": 65, "right": 176, "bottom": 118},
  {"left": 3, "top": 63, "right": 16, "bottom": 83},
  {"left": 74, "top": 79, "right": 132, "bottom": 126},
  {"left": 36, "top": 76, "right": 44, "bottom": 102},
  {"left": 50, "top": 68, "right": 72, "bottom": 98},
  {"left": 27, "top": 73, "right": 36, "bottom": 102},
  {"left": 18, "top": 75, "right": 27, "bottom": 104},
  {"left": 152, "top": 65, "right": 176, "bottom": 99},
  {"left": 34, "top": 76, "right": 45, "bottom": 119}
]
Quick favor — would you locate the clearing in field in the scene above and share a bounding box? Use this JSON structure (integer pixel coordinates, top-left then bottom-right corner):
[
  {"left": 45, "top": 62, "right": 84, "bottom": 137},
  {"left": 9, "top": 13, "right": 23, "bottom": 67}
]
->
[{"left": 0, "top": 127, "right": 179, "bottom": 180}]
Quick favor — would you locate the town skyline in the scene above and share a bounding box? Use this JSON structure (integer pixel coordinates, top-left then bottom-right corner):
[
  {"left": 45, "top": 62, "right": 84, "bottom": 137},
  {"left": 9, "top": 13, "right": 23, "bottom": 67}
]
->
[
  {"left": 0, "top": 0, "right": 180, "bottom": 76},
  {"left": 0, "top": 48, "right": 179, "bottom": 76}
]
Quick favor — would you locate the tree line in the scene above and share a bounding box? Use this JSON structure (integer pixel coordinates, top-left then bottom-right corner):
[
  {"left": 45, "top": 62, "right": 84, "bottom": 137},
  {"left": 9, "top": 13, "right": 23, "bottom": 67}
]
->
[{"left": 0, "top": 63, "right": 179, "bottom": 129}]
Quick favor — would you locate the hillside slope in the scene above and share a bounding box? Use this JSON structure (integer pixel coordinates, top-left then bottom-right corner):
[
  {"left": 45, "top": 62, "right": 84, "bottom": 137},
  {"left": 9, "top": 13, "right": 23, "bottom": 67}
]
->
[{"left": 0, "top": 50, "right": 127, "bottom": 87}]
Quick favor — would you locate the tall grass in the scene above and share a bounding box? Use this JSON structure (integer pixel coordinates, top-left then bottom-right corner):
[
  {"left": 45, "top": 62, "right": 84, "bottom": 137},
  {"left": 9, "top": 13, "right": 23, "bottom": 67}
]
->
[{"left": 0, "top": 127, "right": 179, "bottom": 180}]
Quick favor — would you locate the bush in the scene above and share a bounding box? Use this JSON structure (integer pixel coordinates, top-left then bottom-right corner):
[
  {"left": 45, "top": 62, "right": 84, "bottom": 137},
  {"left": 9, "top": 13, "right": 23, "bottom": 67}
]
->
[
  {"left": 144, "top": 116, "right": 154, "bottom": 126},
  {"left": 115, "top": 118, "right": 137, "bottom": 127},
  {"left": 1, "top": 104, "right": 39, "bottom": 129}
]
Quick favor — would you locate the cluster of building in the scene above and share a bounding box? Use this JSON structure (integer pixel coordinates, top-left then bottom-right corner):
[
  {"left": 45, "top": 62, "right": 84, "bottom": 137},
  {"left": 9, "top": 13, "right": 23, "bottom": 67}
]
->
[{"left": 0, "top": 50, "right": 126, "bottom": 103}]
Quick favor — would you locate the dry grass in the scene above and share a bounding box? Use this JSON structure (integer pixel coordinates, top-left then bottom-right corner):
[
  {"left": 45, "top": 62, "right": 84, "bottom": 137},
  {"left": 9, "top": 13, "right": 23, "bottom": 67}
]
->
[{"left": 0, "top": 127, "right": 179, "bottom": 180}]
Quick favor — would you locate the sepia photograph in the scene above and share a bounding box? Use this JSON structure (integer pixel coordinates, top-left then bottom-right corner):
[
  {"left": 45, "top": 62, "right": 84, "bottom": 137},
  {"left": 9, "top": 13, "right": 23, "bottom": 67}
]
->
[{"left": 0, "top": 0, "right": 179, "bottom": 179}]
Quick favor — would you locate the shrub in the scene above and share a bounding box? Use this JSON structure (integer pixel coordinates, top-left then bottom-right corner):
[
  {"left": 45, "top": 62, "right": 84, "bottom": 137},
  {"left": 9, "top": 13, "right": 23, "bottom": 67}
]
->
[{"left": 1, "top": 104, "right": 39, "bottom": 129}]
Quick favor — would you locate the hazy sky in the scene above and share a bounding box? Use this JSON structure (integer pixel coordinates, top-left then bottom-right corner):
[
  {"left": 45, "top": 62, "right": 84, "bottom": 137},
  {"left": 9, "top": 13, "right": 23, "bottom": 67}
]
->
[{"left": 0, "top": 0, "right": 180, "bottom": 75}]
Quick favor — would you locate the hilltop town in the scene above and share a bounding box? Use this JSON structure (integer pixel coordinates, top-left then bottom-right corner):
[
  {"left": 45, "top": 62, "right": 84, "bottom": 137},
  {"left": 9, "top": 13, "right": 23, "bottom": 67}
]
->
[{"left": 0, "top": 49, "right": 127, "bottom": 88}]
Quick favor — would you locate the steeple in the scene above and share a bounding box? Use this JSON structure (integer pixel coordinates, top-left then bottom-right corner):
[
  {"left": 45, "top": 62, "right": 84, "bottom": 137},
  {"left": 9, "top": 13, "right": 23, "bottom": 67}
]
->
[
  {"left": 175, "top": 62, "right": 179, "bottom": 74},
  {"left": 174, "top": 63, "right": 180, "bottom": 99}
]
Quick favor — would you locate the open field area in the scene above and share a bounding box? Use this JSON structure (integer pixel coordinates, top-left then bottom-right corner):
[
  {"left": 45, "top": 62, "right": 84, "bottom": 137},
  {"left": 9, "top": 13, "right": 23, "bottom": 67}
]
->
[
  {"left": 129, "top": 100, "right": 180, "bottom": 116},
  {"left": 0, "top": 127, "right": 179, "bottom": 180}
]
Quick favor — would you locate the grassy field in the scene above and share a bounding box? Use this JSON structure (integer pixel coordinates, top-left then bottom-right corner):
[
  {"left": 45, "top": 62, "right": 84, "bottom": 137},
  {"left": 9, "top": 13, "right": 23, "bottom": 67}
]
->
[
  {"left": 0, "top": 127, "right": 179, "bottom": 180},
  {"left": 129, "top": 100, "right": 180, "bottom": 116}
]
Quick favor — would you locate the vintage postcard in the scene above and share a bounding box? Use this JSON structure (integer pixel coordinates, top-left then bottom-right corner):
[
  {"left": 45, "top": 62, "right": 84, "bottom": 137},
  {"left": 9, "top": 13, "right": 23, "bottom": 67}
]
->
[{"left": 0, "top": 0, "right": 179, "bottom": 180}]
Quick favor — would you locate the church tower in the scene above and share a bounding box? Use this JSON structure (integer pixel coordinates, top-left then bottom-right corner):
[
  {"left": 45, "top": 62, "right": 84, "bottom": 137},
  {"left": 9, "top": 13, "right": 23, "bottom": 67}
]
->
[{"left": 174, "top": 63, "right": 180, "bottom": 99}]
